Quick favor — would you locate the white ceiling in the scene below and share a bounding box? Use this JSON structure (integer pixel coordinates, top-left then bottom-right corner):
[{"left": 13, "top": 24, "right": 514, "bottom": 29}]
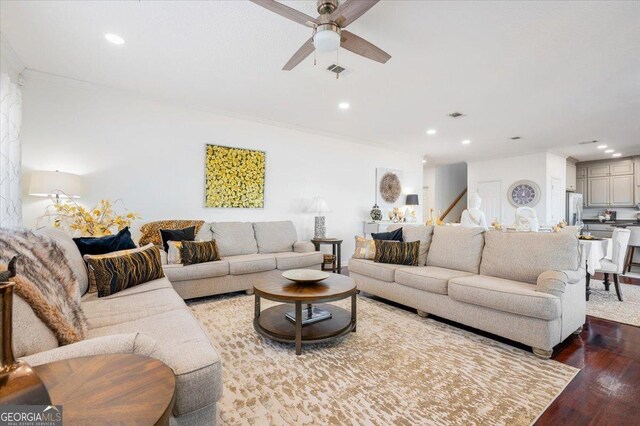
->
[{"left": 2, "top": 0, "right": 640, "bottom": 164}]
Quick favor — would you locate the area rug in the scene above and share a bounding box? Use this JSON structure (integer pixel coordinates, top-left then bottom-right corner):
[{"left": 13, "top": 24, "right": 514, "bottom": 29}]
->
[
  {"left": 189, "top": 294, "right": 578, "bottom": 425},
  {"left": 587, "top": 280, "right": 640, "bottom": 326}
]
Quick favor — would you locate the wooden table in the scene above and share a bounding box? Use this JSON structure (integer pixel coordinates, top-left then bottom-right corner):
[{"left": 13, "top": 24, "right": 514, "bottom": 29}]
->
[
  {"left": 253, "top": 273, "right": 357, "bottom": 355},
  {"left": 34, "top": 354, "right": 176, "bottom": 426},
  {"left": 311, "top": 238, "right": 343, "bottom": 273}
]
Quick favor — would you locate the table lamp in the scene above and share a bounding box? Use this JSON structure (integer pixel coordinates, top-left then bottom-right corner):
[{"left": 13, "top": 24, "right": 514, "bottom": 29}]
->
[
  {"left": 405, "top": 194, "right": 419, "bottom": 222},
  {"left": 306, "top": 197, "right": 331, "bottom": 239},
  {"left": 29, "top": 170, "right": 82, "bottom": 203}
]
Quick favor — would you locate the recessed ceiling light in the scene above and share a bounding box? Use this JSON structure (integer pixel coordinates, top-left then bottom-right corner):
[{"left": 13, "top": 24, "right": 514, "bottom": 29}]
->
[
  {"left": 422, "top": 159, "right": 427, "bottom": 164},
  {"left": 597, "top": 145, "right": 607, "bottom": 149},
  {"left": 612, "top": 153, "right": 622, "bottom": 157},
  {"left": 426, "top": 129, "right": 437, "bottom": 135},
  {"left": 338, "top": 102, "right": 350, "bottom": 110},
  {"left": 604, "top": 149, "right": 614, "bottom": 153},
  {"left": 105, "top": 33, "right": 125, "bottom": 45},
  {"left": 461, "top": 139, "right": 471, "bottom": 145}
]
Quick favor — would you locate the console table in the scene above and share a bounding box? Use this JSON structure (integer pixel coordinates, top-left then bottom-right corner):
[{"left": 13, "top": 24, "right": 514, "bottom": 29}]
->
[{"left": 363, "top": 221, "right": 422, "bottom": 237}]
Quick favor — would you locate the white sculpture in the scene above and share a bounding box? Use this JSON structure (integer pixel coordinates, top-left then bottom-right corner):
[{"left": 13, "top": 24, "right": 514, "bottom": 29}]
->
[
  {"left": 515, "top": 206, "right": 540, "bottom": 232},
  {"left": 460, "top": 193, "right": 488, "bottom": 229}
]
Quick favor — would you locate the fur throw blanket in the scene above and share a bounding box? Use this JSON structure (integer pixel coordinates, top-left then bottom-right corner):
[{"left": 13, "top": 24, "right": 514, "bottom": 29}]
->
[{"left": 0, "top": 228, "right": 88, "bottom": 345}]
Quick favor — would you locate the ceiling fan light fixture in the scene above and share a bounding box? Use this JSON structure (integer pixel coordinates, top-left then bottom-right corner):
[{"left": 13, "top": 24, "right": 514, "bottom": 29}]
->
[{"left": 313, "top": 24, "right": 341, "bottom": 53}]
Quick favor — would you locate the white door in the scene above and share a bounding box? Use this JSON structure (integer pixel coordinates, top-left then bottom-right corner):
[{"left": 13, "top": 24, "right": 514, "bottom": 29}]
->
[
  {"left": 477, "top": 181, "right": 501, "bottom": 223},
  {"left": 550, "top": 177, "right": 564, "bottom": 224}
]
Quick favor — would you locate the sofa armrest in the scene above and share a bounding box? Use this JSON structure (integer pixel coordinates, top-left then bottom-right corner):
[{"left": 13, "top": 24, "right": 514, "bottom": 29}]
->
[
  {"left": 536, "top": 268, "right": 585, "bottom": 298},
  {"left": 20, "top": 333, "right": 160, "bottom": 367},
  {"left": 294, "top": 241, "right": 316, "bottom": 253}
]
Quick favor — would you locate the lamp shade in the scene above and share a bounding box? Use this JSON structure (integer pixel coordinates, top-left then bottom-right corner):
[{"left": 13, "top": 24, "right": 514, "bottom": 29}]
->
[
  {"left": 306, "top": 197, "right": 331, "bottom": 214},
  {"left": 29, "top": 170, "right": 82, "bottom": 198},
  {"left": 405, "top": 194, "right": 419, "bottom": 206}
]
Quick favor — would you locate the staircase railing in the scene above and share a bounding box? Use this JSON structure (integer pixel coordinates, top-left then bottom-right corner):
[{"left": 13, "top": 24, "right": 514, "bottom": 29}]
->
[{"left": 439, "top": 188, "right": 467, "bottom": 222}]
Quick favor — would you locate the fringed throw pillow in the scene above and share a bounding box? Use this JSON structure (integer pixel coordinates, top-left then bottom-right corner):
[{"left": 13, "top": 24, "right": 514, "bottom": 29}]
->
[
  {"left": 180, "top": 240, "right": 221, "bottom": 265},
  {"left": 374, "top": 240, "right": 420, "bottom": 266},
  {"left": 84, "top": 244, "right": 164, "bottom": 297}
]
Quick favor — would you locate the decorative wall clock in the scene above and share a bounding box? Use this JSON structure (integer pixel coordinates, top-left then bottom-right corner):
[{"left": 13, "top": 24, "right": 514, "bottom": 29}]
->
[{"left": 508, "top": 180, "right": 541, "bottom": 207}]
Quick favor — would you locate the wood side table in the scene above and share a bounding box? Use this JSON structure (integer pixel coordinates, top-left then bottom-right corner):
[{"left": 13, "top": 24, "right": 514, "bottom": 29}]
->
[
  {"left": 311, "top": 238, "right": 343, "bottom": 273},
  {"left": 34, "top": 354, "right": 175, "bottom": 426}
]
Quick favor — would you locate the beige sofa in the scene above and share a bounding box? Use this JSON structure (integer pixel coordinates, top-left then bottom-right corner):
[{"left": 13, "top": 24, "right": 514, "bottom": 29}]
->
[
  {"left": 349, "top": 225, "right": 586, "bottom": 358},
  {"left": 13, "top": 227, "right": 222, "bottom": 425},
  {"left": 162, "top": 221, "right": 323, "bottom": 299}
]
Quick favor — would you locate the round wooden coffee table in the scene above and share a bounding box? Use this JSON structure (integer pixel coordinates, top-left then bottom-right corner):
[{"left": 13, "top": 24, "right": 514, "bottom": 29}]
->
[
  {"left": 34, "top": 354, "right": 175, "bottom": 425},
  {"left": 253, "top": 273, "right": 357, "bottom": 355}
]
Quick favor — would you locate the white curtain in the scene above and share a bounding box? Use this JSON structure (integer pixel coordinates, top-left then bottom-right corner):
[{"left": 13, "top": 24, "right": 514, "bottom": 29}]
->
[{"left": 0, "top": 73, "right": 22, "bottom": 228}]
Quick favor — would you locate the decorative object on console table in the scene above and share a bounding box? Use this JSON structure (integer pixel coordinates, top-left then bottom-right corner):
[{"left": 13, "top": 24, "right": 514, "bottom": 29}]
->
[
  {"left": 405, "top": 194, "right": 419, "bottom": 222},
  {"left": 370, "top": 204, "right": 382, "bottom": 221},
  {"left": 307, "top": 197, "right": 331, "bottom": 239},
  {"left": 0, "top": 257, "right": 51, "bottom": 405},
  {"left": 205, "top": 144, "right": 266, "bottom": 208},
  {"left": 312, "top": 238, "right": 342, "bottom": 273}
]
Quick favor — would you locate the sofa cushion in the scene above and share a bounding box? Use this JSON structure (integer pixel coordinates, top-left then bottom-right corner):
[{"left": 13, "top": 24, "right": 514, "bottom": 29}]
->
[
  {"left": 73, "top": 227, "right": 136, "bottom": 257},
  {"left": 35, "top": 227, "right": 89, "bottom": 298},
  {"left": 374, "top": 240, "right": 420, "bottom": 266},
  {"left": 253, "top": 221, "right": 298, "bottom": 253},
  {"left": 275, "top": 251, "right": 324, "bottom": 270},
  {"left": 81, "top": 278, "right": 186, "bottom": 328},
  {"left": 395, "top": 266, "right": 475, "bottom": 295},
  {"left": 480, "top": 231, "right": 579, "bottom": 285},
  {"left": 448, "top": 275, "right": 561, "bottom": 320},
  {"left": 163, "top": 260, "right": 230, "bottom": 282},
  {"left": 225, "top": 253, "right": 276, "bottom": 275},
  {"left": 87, "top": 309, "right": 222, "bottom": 416},
  {"left": 388, "top": 225, "right": 434, "bottom": 266},
  {"left": 348, "top": 258, "right": 408, "bottom": 283},
  {"left": 427, "top": 226, "right": 485, "bottom": 273},
  {"left": 210, "top": 222, "right": 258, "bottom": 256}
]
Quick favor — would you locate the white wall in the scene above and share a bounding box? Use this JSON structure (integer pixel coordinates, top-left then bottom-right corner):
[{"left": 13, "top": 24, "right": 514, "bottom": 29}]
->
[
  {"left": 434, "top": 162, "right": 467, "bottom": 222},
  {"left": 0, "top": 35, "right": 24, "bottom": 82},
  {"left": 20, "top": 72, "right": 422, "bottom": 263},
  {"left": 467, "top": 152, "right": 567, "bottom": 225}
]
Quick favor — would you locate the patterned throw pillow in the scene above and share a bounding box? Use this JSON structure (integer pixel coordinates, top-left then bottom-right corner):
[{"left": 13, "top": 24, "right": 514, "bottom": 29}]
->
[
  {"left": 84, "top": 244, "right": 164, "bottom": 297},
  {"left": 180, "top": 240, "right": 221, "bottom": 265},
  {"left": 138, "top": 220, "right": 205, "bottom": 247},
  {"left": 353, "top": 236, "right": 376, "bottom": 260},
  {"left": 374, "top": 240, "right": 420, "bottom": 266}
]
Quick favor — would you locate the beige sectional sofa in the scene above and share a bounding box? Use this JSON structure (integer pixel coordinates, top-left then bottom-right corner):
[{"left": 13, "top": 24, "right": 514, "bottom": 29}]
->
[
  {"left": 162, "top": 221, "right": 323, "bottom": 299},
  {"left": 349, "top": 225, "right": 586, "bottom": 358}
]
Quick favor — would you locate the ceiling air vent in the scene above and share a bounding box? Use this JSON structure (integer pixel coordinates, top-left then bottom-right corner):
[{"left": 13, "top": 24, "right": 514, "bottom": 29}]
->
[
  {"left": 578, "top": 140, "right": 598, "bottom": 145},
  {"left": 510, "top": 136, "right": 522, "bottom": 140},
  {"left": 327, "top": 64, "right": 346, "bottom": 75},
  {"left": 448, "top": 112, "right": 465, "bottom": 118}
]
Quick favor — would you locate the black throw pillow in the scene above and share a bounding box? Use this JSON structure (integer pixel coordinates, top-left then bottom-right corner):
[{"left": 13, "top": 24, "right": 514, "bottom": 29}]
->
[
  {"left": 73, "top": 227, "right": 137, "bottom": 257},
  {"left": 160, "top": 226, "right": 196, "bottom": 252},
  {"left": 371, "top": 227, "right": 403, "bottom": 242}
]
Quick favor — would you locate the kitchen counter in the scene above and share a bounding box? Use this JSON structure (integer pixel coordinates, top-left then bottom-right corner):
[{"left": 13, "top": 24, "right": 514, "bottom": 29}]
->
[{"left": 582, "top": 219, "right": 640, "bottom": 228}]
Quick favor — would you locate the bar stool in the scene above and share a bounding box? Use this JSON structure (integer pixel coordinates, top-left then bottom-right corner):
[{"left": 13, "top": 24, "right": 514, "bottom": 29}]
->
[{"left": 625, "top": 225, "right": 640, "bottom": 273}]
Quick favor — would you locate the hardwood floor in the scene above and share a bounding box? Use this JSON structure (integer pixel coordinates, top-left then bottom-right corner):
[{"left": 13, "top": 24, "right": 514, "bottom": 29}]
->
[{"left": 340, "top": 267, "right": 640, "bottom": 425}]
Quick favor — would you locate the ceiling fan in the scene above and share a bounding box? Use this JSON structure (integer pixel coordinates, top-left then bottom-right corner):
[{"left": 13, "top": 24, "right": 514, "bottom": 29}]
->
[{"left": 250, "top": 0, "right": 391, "bottom": 71}]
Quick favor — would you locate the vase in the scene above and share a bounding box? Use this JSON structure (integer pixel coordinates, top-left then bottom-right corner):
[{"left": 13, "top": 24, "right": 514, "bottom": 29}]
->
[
  {"left": 0, "top": 260, "right": 51, "bottom": 405},
  {"left": 370, "top": 204, "right": 382, "bottom": 221}
]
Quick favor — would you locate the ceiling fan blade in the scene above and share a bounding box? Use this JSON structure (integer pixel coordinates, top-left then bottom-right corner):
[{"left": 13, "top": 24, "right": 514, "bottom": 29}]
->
[
  {"left": 331, "top": 0, "right": 380, "bottom": 28},
  {"left": 282, "top": 38, "right": 315, "bottom": 70},
  {"left": 250, "top": 0, "right": 318, "bottom": 28},
  {"left": 340, "top": 30, "right": 390, "bottom": 64}
]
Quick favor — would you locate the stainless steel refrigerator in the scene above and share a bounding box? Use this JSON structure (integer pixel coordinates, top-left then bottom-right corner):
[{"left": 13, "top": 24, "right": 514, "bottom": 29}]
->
[{"left": 566, "top": 192, "right": 584, "bottom": 226}]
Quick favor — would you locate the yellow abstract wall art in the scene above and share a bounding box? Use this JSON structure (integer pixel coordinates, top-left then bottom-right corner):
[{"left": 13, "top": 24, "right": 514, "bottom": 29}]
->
[{"left": 205, "top": 145, "right": 266, "bottom": 208}]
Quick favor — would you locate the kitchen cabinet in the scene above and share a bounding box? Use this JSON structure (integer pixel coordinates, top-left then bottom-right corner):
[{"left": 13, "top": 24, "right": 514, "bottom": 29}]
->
[
  {"left": 610, "top": 160, "right": 634, "bottom": 176},
  {"left": 610, "top": 175, "right": 635, "bottom": 206},
  {"left": 576, "top": 178, "right": 587, "bottom": 204},
  {"left": 566, "top": 162, "right": 576, "bottom": 190},
  {"left": 588, "top": 177, "right": 609, "bottom": 207},
  {"left": 576, "top": 167, "right": 587, "bottom": 179},
  {"left": 588, "top": 164, "right": 610, "bottom": 177}
]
